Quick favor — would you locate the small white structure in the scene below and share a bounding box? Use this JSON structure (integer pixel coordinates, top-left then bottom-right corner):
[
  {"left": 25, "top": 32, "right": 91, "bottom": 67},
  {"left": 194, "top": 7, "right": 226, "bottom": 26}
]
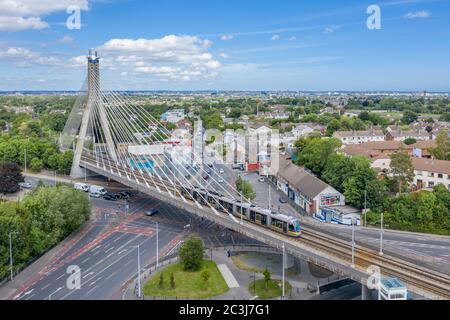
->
[
  {"left": 292, "top": 124, "right": 314, "bottom": 138},
  {"left": 160, "top": 109, "right": 185, "bottom": 124},
  {"left": 378, "top": 277, "right": 408, "bottom": 300}
]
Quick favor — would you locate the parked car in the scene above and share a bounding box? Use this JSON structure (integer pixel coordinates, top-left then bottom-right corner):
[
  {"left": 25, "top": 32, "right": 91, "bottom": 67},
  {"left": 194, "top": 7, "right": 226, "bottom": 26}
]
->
[
  {"left": 219, "top": 168, "right": 225, "bottom": 174},
  {"left": 218, "top": 178, "right": 224, "bottom": 183},
  {"left": 258, "top": 176, "right": 265, "bottom": 182},
  {"left": 203, "top": 175, "right": 209, "bottom": 180},
  {"left": 89, "top": 185, "right": 107, "bottom": 195},
  {"left": 74, "top": 183, "right": 90, "bottom": 192},
  {"left": 279, "top": 197, "right": 288, "bottom": 204},
  {"left": 103, "top": 192, "right": 119, "bottom": 201},
  {"left": 19, "top": 182, "right": 32, "bottom": 189},
  {"left": 89, "top": 192, "right": 102, "bottom": 198},
  {"left": 145, "top": 208, "right": 159, "bottom": 216}
]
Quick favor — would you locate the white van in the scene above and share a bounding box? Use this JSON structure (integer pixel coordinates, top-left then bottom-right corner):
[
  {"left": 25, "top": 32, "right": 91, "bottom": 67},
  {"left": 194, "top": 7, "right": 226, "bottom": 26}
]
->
[
  {"left": 89, "top": 185, "right": 107, "bottom": 195},
  {"left": 74, "top": 183, "right": 90, "bottom": 192}
]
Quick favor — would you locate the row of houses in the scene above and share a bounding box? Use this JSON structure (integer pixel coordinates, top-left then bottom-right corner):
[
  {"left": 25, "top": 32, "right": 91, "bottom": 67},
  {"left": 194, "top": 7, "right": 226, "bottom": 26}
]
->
[
  {"left": 272, "top": 156, "right": 361, "bottom": 225},
  {"left": 341, "top": 140, "right": 450, "bottom": 191}
]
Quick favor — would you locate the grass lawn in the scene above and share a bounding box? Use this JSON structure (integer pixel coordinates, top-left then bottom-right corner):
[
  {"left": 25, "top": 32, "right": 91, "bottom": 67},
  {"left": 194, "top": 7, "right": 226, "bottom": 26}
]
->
[
  {"left": 143, "top": 260, "right": 229, "bottom": 299},
  {"left": 230, "top": 254, "right": 264, "bottom": 273},
  {"left": 248, "top": 279, "right": 292, "bottom": 300}
]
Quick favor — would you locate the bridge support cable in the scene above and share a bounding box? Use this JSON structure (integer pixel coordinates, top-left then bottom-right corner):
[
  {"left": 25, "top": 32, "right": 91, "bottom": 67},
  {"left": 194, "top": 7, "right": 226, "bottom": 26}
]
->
[
  {"left": 113, "top": 90, "right": 253, "bottom": 220},
  {"left": 102, "top": 88, "right": 225, "bottom": 209},
  {"left": 117, "top": 90, "right": 255, "bottom": 207},
  {"left": 105, "top": 89, "right": 238, "bottom": 215}
]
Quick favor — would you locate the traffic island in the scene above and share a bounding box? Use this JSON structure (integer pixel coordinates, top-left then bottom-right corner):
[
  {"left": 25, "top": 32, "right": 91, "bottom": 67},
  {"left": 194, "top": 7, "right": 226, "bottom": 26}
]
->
[
  {"left": 248, "top": 279, "right": 292, "bottom": 300},
  {"left": 143, "top": 260, "right": 229, "bottom": 299}
]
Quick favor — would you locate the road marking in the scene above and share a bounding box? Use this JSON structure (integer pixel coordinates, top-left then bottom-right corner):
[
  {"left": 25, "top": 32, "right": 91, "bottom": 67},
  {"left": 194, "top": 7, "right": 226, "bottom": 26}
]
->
[
  {"left": 81, "top": 257, "right": 91, "bottom": 264},
  {"left": 90, "top": 276, "right": 103, "bottom": 286},
  {"left": 41, "top": 283, "right": 51, "bottom": 290},
  {"left": 105, "top": 271, "right": 118, "bottom": 280},
  {"left": 55, "top": 274, "right": 65, "bottom": 281},
  {"left": 86, "top": 285, "right": 98, "bottom": 296},
  {"left": 82, "top": 272, "right": 94, "bottom": 279}
]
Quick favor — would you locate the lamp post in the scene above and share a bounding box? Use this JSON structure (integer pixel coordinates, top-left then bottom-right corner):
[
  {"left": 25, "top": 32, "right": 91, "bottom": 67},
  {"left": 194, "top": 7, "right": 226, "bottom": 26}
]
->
[
  {"left": 137, "top": 244, "right": 141, "bottom": 298},
  {"left": 155, "top": 221, "right": 159, "bottom": 269},
  {"left": 351, "top": 219, "right": 355, "bottom": 268},
  {"left": 379, "top": 212, "right": 384, "bottom": 256},
  {"left": 282, "top": 243, "right": 285, "bottom": 300},
  {"left": 364, "top": 190, "right": 367, "bottom": 227},
  {"left": 9, "top": 232, "right": 15, "bottom": 281}
]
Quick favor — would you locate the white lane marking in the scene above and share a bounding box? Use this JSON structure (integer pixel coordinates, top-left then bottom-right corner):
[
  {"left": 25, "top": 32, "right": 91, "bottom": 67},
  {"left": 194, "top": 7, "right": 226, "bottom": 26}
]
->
[
  {"left": 41, "top": 283, "right": 51, "bottom": 290},
  {"left": 90, "top": 276, "right": 103, "bottom": 286},
  {"left": 81, "top": 257, "right": 91, "bottom": 264},
  {"left": 82, "top": 272, "right": 94, "bottom": 279},
  {"left": 55, "top": 274, "right": 65, "bottom": 281},
  {"left": 86, "top": 285, "right": 98, "bottom": 296}
]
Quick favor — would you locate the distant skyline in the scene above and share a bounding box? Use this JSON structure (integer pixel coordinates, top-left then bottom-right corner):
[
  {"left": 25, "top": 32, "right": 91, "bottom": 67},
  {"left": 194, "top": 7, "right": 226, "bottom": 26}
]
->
[{"left": 0, "top": 0, "right": 449, "bottom": 91}]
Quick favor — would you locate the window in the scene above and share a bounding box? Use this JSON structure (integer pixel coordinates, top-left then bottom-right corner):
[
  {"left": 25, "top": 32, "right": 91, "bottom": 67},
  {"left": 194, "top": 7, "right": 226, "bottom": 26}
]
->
[
  {"left": 448, "top": 175, "right": 450, "bottom": 180},
  {"left": 428, "top": 172, "right": 434, "bottom": 177},
  {"left": 438, "top": 173, "right": 443, "bottom": 179},
  {"left": 428, "top": 182, "right": 434, "bottom": 188}
]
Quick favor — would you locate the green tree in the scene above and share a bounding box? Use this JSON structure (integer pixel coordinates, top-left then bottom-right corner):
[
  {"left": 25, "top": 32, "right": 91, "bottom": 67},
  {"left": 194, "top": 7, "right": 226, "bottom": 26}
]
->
[
  {"left": 263, "top": 268, "right": 271, "bottom": 289},
  {"left": 29, "top": 157, "right": 43, "bottom": 172},
  {"left": 404, "top": 137, "right": 417, "bottom": 145},
  {"left": 430, "top": 130, "right": 450, "bottom": 161},
  {"left": 390, "top": 149, "right": 414, "bottom": 193},
  {"left": 170, "top": 272, "right": 175, "bottom": 289},
  {"left": 178, "top": 236, "right": 204, "bottom": 271},
  {"left": 296, "top": 138, "right": 342, "bottom": 176},
  {"left": 159, "top": 272, "right": 164, "bottom": 289},
  {"left": 0, "top": 162, "right": 24, "bottom": 194},
  {"left": 401, "top": 110, "right": 418, "bottom": 125},
  {"left": 201, "top": 270, "right": 211, "bottom": 284}
]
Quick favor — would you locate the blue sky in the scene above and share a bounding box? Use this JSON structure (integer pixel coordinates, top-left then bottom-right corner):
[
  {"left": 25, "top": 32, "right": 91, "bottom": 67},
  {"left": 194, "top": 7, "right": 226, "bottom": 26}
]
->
[{"left": 0, "top": 0, "right": 449, "bottom": 91}]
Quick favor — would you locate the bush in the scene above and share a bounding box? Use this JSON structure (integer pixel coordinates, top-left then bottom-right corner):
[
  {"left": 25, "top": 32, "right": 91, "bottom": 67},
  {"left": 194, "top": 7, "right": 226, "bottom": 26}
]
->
[
  {"left": 178, "top": 236, "right": 204, "bottom": 271},
  {"left": 30, "top": 157, "right": 43, "bottom": 172}
]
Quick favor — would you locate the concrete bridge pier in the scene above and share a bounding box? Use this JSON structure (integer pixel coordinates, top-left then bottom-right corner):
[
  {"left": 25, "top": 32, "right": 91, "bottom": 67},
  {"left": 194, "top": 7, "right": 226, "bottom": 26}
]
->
[
  {"left": 284, "top": 253, "right": 295, "bottom": 269},
  {"left": 361, "top": 284, "right": 375, "bottom": 300}
]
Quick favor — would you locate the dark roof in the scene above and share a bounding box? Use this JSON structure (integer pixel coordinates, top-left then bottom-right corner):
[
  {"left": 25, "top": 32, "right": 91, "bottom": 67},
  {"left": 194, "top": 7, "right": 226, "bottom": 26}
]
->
[{"left": 276, "top": 157, "right": 331, "bottom": 198}]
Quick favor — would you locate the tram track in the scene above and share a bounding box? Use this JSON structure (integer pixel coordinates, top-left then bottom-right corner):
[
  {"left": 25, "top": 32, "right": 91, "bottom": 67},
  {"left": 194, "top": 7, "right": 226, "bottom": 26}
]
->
[{"left": 80, "top": 155, "right": 450, "bottom": 299}]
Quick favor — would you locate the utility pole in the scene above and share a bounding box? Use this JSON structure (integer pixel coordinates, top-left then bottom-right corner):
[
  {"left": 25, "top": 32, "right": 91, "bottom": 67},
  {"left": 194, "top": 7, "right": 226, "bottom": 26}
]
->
[
  {"left": 24, "top": 147, "right": 27, "bottom": 173},
  {"left": 364, "top": 190, "right": 367, "bottom": 227},
  {"left": 351, "top": 219, "right": 355, "bottom": 268},
  {"left": 9, "top": 232, "right": 13, "bottom": 281},
  {"left": 54, "top": 171, "right": 57, "bottom": 186},
  {"left": 379, "top": 212, "right": 384, "bottom": 256},
  {"left": 240, "top": 193, "right": 243, "bottom": 224},
  {"left": 155, "top": 221, "right": 159, "bottom": 269},
  {"left": 282, "top": 243, "right": 285, "bottom": 300},
  {"left": 137, "top": 244, "right": 141, "bottom": 298}
]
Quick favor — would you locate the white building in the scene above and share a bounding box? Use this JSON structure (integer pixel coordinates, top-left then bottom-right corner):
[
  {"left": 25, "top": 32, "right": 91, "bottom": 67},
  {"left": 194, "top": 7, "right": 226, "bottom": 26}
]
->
[
  {"left": 379, "top": 277, "right": 408, "bottom": 300},
  {"left": 292, "top": 124, "right": 314, "bottom": 138},
  {"left": 333, "top": 129, "right": 385, "bottom": 145},
  {"left": 412, "top": 158, "right": 450, "bottom": 190}
]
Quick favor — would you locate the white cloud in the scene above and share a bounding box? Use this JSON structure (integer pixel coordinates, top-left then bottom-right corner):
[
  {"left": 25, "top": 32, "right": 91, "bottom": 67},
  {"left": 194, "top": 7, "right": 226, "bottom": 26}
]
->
[
  {"left": 271, "top": 34, "right": 280, "bottom": 41},
  {"left": 219, "top": 52, "right": 229, "bottom": 59},
  {"left": 404, "top": 10, "right": 430, "bottom": 19},
  {"left": 288, "top": 36, "right": 297, "bottom": 41},
  {"left": 59, "top": 35, "right": 75, "bottom": 45},
  {"left": 0, "top": 0, "right": 89, "bottom": 32},
  {"left": 82, "top": 35, "right": 222, "bottom": 81},
  {"left": 220, "top": 34, "right": 234, "bottom": 41},
  {"left": 323, "top": 25, "right": 340, "bottom": 34},
  {"left": 0, "top": 16, "right": 48, "bottom": 31},
  {"left": 0, "top": 46, "right": 60, "bottom": 66}
]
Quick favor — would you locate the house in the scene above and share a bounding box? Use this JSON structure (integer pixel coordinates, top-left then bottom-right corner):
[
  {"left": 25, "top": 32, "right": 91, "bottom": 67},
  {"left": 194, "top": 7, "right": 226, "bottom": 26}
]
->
[
  {"left": 292, "top": 124, "right": 314, "bottom": 138},
  {"left": 411, "top": 158, "right": 450, "bottom": 190},
  {"left": 275, "top": 157, "right": 345, "bottom": 216},
  {"left": 385, "top": 129, "right": 431, "bottom": 142},
  {"left": 333, "top": 129, "right": 385, "bottom": 145}
]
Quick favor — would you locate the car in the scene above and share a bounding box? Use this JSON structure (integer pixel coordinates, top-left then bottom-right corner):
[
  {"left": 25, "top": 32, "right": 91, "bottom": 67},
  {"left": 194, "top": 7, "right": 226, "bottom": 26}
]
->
[
  {"left": 103, "top": 193, "right": 119, "bottom": 201},
  {"left": 258, "top": 176, "right": 265, "bottom": 182},
  {"left": 218, "top": 178, "right": 224, "bottom": 183},
  {"left": 117, "top": 192, "right": 130, "bottom": 200},
  {"left": 219, "top": 168, "right": 225, "bottom": 174},
  {"left": 89, "top": 192, "right": 102, "bottom": 198},
  {"left": 208, "top": 163, "right": 213, "bottom": 168},
  {"left": 19, "top": 182, "right": 33, "bottom": 189},
  {"left": 279, "top": 197, "right": 288, "bottom": 204},
  {"left": 74, "top": 183, "right": 90, "bottom": 192},
  {"left": 203, "top": 175, "right": 209, "bottom": 180},
  {"left": 145, "top": 208, "right": 159, "bottom": 216}
]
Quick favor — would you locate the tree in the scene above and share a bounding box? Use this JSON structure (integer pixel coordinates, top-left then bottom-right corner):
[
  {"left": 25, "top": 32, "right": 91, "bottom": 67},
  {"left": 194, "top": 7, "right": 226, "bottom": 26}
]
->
[
  {"left": 170, "top": 272, "right": 175, "bottom": 289},
  {"left": 401, "top": 110, "right": 418, "bottom": 125},
  {"left": 430, "top": 130, "right": 450, "bottom": 161},
  {"left": 30, "top": 157, "right": 43, "bottom": 172},
  {"left": 390, "top": 150, "right": 414, "bottom": 193},
  {"left": 296, "top": 138, "right": 342, "bottom": 176},
  {"left": 0, "top": 162, "right": 24, "bottom": 194},
  {"left": 404, "top": 137, "right": 417, "bottom": 145},
  {"left": 263, "top": 268, "right": 271, "bottom": 289},
  {"left": 178, "top": 236, "right": 204, "bottom": 271},
  {"left": 201, "top": 270, "right": 210, "bottom": 284},
  {"left": 159, "top": 272, "right": 164, "bottom": 289},
  {"left": 236, "top": 176, "right": 256, "bottom": 201}
]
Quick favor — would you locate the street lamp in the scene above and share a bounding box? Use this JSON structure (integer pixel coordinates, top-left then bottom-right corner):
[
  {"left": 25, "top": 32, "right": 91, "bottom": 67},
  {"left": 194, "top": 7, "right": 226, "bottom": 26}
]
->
[
  {"left": 240, "top": 193, "right": 243, "bottom": 225},
  {"left": 379, "top": 212, "right": 384, "bottom": 256},
  {"left": 136, "top": 244, "right": 141, "bottom": 298},
  {"left": 9, "top": 231, "right": 18, "bottom": 281},
  {"left": 351, "top": 218, "right": 356, "bottom": 268},
  {"left": 282, "top": 243, "right": 285, "bottom": 300},
  {"left": 155, "top": 221, "right": 159, "bottom": 269}
]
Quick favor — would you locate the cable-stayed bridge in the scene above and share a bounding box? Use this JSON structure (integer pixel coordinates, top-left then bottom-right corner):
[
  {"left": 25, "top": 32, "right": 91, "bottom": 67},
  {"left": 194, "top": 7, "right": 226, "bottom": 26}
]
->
[{"left": 60, "top": 50, "right": 450, "bottom": 300}]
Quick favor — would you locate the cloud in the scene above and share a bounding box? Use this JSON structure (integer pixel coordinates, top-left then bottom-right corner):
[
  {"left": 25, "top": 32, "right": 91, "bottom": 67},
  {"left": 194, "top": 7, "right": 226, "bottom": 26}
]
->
[
  {"left": 288, "top": 36, "right": 297, "bottom": 41},
  {"left": 0, "top": 0, "right": 89, "bottom": 32},
  {"left": 59, "top": 35, "right": 75, "bottom": 45},
  {"left": 220, "top": 34, "right": 234, "bottom": 41},
  {"left": 404, "top": 10, "right": 430, "bottom": 19},
  {"left": 219, "top": 52, "right": 229, "bottom": 59},
  {"left": 82, "top": 35, "right": 222, "bottom": 81},
  {"left": 323, "top": 25, "right": 340, "bottom": 34},
  {"left": 271, "top": 35, "right": 280, "bottom": 41},
  {"left": 0, "top": 47, "right": 60, "bottom": 66}
]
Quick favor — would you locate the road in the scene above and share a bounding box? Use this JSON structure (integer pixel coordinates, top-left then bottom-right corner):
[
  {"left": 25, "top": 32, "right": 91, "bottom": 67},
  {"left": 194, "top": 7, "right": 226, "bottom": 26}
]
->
[{"left": 9, "top": 176, "right": 260, "bottom": 300}]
